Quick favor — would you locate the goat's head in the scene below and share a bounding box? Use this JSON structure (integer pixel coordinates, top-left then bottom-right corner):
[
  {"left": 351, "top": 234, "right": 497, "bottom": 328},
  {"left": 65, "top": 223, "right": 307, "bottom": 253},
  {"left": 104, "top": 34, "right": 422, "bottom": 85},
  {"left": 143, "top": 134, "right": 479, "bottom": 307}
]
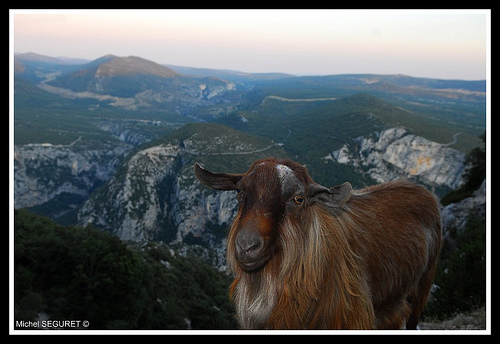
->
[{"left": 194, "top": 158, "right": 352, "bottom": 272}]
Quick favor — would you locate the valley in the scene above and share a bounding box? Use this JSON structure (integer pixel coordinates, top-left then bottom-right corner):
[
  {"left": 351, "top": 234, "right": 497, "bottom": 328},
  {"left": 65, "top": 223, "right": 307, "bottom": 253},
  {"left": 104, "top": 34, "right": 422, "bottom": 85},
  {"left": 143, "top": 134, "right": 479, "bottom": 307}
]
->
[
  {"left": 12, "top": 52, "right": 487, "bottom": 329},
  {"left": 13, "top": 52, "right": 486, "bottom": 229}
]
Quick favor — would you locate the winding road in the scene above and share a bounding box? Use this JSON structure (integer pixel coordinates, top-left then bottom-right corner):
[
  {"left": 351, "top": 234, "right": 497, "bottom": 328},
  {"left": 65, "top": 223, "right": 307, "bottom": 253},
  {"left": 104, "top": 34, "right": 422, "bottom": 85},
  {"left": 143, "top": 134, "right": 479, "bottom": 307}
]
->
[{"left": 443, "top": 132, "right": 462, "bottom": 147}]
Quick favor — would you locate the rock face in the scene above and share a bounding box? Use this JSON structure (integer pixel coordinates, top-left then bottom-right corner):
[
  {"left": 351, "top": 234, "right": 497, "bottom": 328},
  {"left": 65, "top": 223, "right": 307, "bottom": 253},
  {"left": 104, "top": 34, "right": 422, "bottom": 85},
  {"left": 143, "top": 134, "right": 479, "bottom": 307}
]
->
[
  {"left": 441, "top": 179, "right": 486, "bottom": 239},
  {"left": 14, "top": 141, "right": 130, "bottom": 212},
  {"left": 75, "top": 124, "right": 288, "bottom": 267},
  {"left": 329, "top": 127, "right": 466, "bottom": 190},
  {"left": 77, "top": 142, "right": 239, "bottom": 246},
  {"left": 15, "top": 123, "right": 473, "bottom": 270}
]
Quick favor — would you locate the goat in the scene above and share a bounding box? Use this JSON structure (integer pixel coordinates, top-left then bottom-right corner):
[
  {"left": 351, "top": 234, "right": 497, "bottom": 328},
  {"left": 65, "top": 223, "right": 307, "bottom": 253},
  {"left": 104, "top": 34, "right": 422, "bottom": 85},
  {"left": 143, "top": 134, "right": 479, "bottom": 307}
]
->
[{"left": 194, "top": 158, "right": 441, "bottom": 329}]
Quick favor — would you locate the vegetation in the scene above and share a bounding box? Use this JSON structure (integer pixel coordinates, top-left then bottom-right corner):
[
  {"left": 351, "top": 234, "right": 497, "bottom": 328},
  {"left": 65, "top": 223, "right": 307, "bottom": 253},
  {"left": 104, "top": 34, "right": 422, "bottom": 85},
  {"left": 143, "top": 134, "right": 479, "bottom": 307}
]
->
[
  {"left": 13, "top": 131, "right": 487, "bottom": 328},
  {"left": 424, "top": 133, "right": 487, "bottom": 321},
  {"left": 424, "top": 210, "right": 486, "bottom": 320},
  {"left": 441, "top": 132, "right": 486, "bottom": 205},
  {"left": 14, "top": 209, "right": 237, "bottom": 330}
]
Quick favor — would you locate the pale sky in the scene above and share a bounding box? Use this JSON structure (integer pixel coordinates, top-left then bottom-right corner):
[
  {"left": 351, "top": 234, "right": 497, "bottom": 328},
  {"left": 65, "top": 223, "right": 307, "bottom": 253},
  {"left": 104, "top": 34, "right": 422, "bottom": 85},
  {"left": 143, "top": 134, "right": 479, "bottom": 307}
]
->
[{"left": 11, "top": 9, "right": 489, "bottom": 80}]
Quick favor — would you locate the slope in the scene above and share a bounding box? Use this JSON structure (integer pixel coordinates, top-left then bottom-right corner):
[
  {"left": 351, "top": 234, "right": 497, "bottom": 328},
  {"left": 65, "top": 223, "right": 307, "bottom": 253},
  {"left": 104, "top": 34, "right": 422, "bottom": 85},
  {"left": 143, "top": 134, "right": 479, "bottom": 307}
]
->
[
  {"left": 77, "top": 123, "right": 290, "bottom": 252},
  {"left": 47, "top": 55, "right": 180, "bottom": 95}
]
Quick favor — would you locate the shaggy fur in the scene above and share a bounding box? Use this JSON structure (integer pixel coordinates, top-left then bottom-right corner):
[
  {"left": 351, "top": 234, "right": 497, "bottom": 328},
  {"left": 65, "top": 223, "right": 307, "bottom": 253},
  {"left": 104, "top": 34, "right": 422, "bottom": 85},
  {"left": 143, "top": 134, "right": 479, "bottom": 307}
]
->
[{"left": 195, "top": 158, "right": 442, "bottom": 330}]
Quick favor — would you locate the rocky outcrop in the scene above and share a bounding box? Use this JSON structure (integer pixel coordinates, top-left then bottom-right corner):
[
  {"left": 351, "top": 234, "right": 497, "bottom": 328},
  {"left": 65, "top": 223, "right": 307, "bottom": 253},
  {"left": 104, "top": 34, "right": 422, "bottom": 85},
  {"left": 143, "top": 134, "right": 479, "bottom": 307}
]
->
[
  {"left": 16, "top": 122, "right": 476, "bottom": 272},
  {"left": 14, "top": 140, "right": 130, "bottom": 211},
  {"left": 77, "top": 141, "right": 240, "bottom": 246},
  {"left": 441, "top": 179, "right": 486, "bottom": 239},
  {"left": 329, "top": 127, "right": 466, "bottom": 190},
  {"left": 73, "top": 122, "right": 294, "bottom": 271}
]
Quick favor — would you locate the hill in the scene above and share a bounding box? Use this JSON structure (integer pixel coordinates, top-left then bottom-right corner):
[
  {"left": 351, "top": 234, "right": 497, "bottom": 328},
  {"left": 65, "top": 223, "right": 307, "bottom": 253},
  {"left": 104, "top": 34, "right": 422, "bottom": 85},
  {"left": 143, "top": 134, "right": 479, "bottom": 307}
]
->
[
  {"left": 233, "top": 74, "right": 485, "bottom": 152},
  {"left": 165, "top": 63, "right": 294, "bottom": 83},
  {"left": 14, "top": 52, "right": 485, "bottom": 151},
  {"left": 95, "top": 55, "right": 180, "bottom": 78},
  {"left": 46, "top": 55, "right": 181, "bottom": 94},
  {"left": 46, "top": 54, "right": 180, "bottom": 96},
  {"left": 13, "top": 52, "right": 486, "bottom": 224},
  {"left": 77, "top": 123, "right": 290, "bottom": 260},
  {"left": 16, "top": 53, "right": 241, "bottom": 117},
  {"left": 16, "top": 52, "right": 70, "bottom": 64}
]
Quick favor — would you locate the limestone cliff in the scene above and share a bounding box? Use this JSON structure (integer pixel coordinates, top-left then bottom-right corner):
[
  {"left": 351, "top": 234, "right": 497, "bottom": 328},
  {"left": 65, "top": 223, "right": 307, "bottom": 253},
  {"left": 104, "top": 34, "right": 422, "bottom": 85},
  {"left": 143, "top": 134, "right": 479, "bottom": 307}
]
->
[
  {"left": 76, "top": 123, "right": 288, "bottom": 266},
  {"left": 14, "top": 140, "right": 130, "bottom": 213},
  {"left": 441, "top": 179, "right": 486, "bottom": 240},
  {"left": 329, "top": 127, "right": 466, "bottom": 190}
]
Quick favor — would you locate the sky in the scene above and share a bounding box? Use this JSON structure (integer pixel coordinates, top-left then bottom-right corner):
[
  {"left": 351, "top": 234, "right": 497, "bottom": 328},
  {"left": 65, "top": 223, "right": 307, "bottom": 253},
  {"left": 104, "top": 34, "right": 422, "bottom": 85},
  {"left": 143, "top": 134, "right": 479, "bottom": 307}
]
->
[{"left": 11, "top": 9, "right": 490, "bottom": 80}]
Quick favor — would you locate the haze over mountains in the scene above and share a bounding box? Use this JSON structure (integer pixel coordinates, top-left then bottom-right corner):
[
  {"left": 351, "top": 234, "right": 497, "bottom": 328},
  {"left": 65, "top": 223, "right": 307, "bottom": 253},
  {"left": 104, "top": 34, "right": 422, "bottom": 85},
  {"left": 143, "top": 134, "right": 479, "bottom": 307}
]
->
[{"left": 13, "top": 52, "right": 486, "bottom": 255}]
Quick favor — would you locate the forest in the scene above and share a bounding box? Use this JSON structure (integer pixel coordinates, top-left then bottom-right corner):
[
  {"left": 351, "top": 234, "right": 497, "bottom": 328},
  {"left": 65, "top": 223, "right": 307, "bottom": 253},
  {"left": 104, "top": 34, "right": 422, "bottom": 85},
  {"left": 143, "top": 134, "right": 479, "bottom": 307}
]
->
[
  {"left": 14, "top": 209, "right": 237, "bottom": 330},
  {"left": 13, "top": 203, "right": 486, "bottom": 330}
]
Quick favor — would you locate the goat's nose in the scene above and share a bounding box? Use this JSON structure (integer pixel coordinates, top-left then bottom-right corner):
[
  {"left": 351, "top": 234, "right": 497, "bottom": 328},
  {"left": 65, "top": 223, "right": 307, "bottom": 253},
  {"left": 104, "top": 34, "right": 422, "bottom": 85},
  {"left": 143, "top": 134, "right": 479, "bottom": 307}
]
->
[{"left": 235, "top": 230, "right": 263, "bottom": 257}]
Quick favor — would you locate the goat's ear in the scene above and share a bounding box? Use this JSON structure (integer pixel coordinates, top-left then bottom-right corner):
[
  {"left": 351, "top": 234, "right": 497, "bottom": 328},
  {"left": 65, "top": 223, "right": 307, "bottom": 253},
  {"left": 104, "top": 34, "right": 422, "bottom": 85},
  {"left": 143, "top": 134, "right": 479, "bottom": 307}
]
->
[
  {"left": 308, "top": 182, "right": 352, "bottom": 207},
  {"left": 194, "top": 163, "right": 243, "bottom": 190}
]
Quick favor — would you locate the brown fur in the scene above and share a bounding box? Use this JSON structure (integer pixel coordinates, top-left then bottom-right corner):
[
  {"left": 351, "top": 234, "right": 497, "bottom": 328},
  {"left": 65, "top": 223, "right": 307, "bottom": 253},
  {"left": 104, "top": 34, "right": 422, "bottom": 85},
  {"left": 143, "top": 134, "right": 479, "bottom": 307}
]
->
[{"left": 195, "top": 158, "right": 442, "bottom": 329}]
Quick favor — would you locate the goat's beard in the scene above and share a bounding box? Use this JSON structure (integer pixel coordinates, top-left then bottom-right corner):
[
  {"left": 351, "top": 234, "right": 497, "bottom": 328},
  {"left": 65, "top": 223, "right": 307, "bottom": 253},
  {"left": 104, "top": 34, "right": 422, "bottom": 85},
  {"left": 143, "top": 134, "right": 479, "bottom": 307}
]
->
[{"left": 227, "top": 208, "right": 328, "bottom": 329}]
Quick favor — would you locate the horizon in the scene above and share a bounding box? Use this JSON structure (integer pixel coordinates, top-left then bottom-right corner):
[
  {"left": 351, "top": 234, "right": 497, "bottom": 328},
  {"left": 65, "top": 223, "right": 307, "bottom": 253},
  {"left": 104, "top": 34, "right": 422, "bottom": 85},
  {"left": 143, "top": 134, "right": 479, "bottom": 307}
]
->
[
  {"left": 11, "top": 10, "right": 490, "bottom": 81},
  {"left": 13, "top": 50, "right": 488, "bottom": 82}
]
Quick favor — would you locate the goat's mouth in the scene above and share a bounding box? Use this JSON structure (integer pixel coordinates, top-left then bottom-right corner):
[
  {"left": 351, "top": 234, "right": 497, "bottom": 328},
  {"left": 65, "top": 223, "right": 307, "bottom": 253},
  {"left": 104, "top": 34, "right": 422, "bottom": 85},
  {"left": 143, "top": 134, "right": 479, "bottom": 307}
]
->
[{"left": 237, "top": 254, "right": 271, "bottom": 272}]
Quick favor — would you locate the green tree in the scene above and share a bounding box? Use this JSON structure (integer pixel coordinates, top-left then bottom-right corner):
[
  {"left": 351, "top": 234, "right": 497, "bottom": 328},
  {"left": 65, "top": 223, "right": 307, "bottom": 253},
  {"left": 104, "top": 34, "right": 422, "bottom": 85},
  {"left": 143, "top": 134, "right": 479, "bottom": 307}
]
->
[
  {"left": 14, "top": 209, "right": 237, "bottom": 330},
  {"left": 425, "top": 212, "right": 486, "bottom": 318},
  {"left": 441, "top": 132, "right": 486, "bottom": 205}
]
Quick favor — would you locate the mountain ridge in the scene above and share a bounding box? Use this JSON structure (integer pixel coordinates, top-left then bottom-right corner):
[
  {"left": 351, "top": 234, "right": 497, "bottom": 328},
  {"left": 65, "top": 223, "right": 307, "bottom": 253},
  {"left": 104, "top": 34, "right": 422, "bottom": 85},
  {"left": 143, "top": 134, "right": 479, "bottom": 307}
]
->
[
  {"left": 16, "top": 53, "right": 241, "bottom": 116},
  {"left": 15, "top": 52, "right": 486, "bottom": 83},
  {"left": 46, "top": 54, "right": 182, "bottom": 94},
  {"left": 14, "top": 51, "right": 486, "bottom": 222},
  {"left": 94, "top": 55, "right": 180, "bottom": 78},
  {"left": 76, "top": 123, "right": 290, "bottom": 262}
]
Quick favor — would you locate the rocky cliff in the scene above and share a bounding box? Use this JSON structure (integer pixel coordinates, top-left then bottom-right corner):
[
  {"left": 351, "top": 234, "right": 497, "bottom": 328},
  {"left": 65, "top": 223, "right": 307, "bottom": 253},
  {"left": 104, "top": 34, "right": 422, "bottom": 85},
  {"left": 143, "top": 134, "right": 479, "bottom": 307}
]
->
[
  {"left": 15, "top": 122, "right": 472, "bottom": 270},
  {"left": 441, "top": 179, "right": 486, "bottom": 241},
  {"left": 328, "top": 127, "right": 466, "bottom": 191},
  {"left": 14, "top": 140, "right": 130, "bottom": 215},
  {"left": 76, "top": 123, "right": 288, "bottom": 266}
]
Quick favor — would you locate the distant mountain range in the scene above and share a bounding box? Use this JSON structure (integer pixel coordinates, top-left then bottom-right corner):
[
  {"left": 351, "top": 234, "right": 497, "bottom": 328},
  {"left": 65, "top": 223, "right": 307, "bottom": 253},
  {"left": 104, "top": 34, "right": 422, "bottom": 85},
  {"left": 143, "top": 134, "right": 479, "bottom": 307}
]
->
[
  {"left": 14, "top": 51, "right": 486, "bottom": 150},
  {"left": 13, "top": 52, "right": 486, "bottom": 250}
]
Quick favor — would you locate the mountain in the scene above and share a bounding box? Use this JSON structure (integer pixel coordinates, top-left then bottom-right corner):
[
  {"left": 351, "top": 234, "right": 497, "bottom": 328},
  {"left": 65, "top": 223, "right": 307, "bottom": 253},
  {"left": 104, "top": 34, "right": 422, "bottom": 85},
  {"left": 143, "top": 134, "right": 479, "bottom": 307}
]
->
[
  {"left": 243, "top": 74, "right": 485, "bottom": 152},
  {"left": 16, "top": 54, "right": 242, "bottom": 118},
  {"left": 76, "top": 123, "right": 290, "bottom": 267},
  {"left": 15, "top": 52, "right": 90, "bottom": 65},
  {"left": 12, "top": 52, "right": 487, "bottom": 327},
  {"left": 14, "top": 139, "right": 131, "bottom": 223},
  {"left": 47, "top": 54, "right": 180, "bottom": 94},
  {"left": 164, "top": 64, "right": 294, "bottom": 83},
  {"left": 329, "top": 127, "right": 466, "bottom": 191},
  {"left": 14, "top": 52, "right": 486, "bottom": 224},
  {"left": 14, "top": 89, "right": 476, "bottom": 229},
  {"left": 95, "top": 55, "right": 180, "bottom": 78},
  {"left": 14, "top": 53, "right": 86, "bottom": 84},
  {"left": 74, "top": 121, "right": 468, "bottom": 267}
]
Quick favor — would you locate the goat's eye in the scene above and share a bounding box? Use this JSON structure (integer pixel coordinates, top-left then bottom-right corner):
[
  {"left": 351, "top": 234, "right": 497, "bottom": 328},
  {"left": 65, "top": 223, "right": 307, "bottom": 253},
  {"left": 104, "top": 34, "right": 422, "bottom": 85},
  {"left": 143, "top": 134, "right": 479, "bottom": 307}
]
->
[{"left": 293, "top": 195, "right": 304, "bottom": 205}]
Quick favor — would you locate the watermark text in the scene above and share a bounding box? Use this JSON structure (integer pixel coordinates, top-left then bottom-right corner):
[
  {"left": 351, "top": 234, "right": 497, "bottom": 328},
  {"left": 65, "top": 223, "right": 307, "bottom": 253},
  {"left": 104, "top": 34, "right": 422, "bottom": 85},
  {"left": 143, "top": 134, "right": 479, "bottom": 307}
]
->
[{"left": 15, "top": 319, "right": 89, "bottom": 329}]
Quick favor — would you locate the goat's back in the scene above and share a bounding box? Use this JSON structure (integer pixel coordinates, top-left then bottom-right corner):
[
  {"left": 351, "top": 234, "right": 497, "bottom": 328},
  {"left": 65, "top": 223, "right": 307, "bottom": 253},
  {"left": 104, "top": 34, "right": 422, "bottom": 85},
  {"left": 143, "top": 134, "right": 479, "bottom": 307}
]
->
[{"left": 342, "top": 180, "right": 441, "bottom": 327}]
